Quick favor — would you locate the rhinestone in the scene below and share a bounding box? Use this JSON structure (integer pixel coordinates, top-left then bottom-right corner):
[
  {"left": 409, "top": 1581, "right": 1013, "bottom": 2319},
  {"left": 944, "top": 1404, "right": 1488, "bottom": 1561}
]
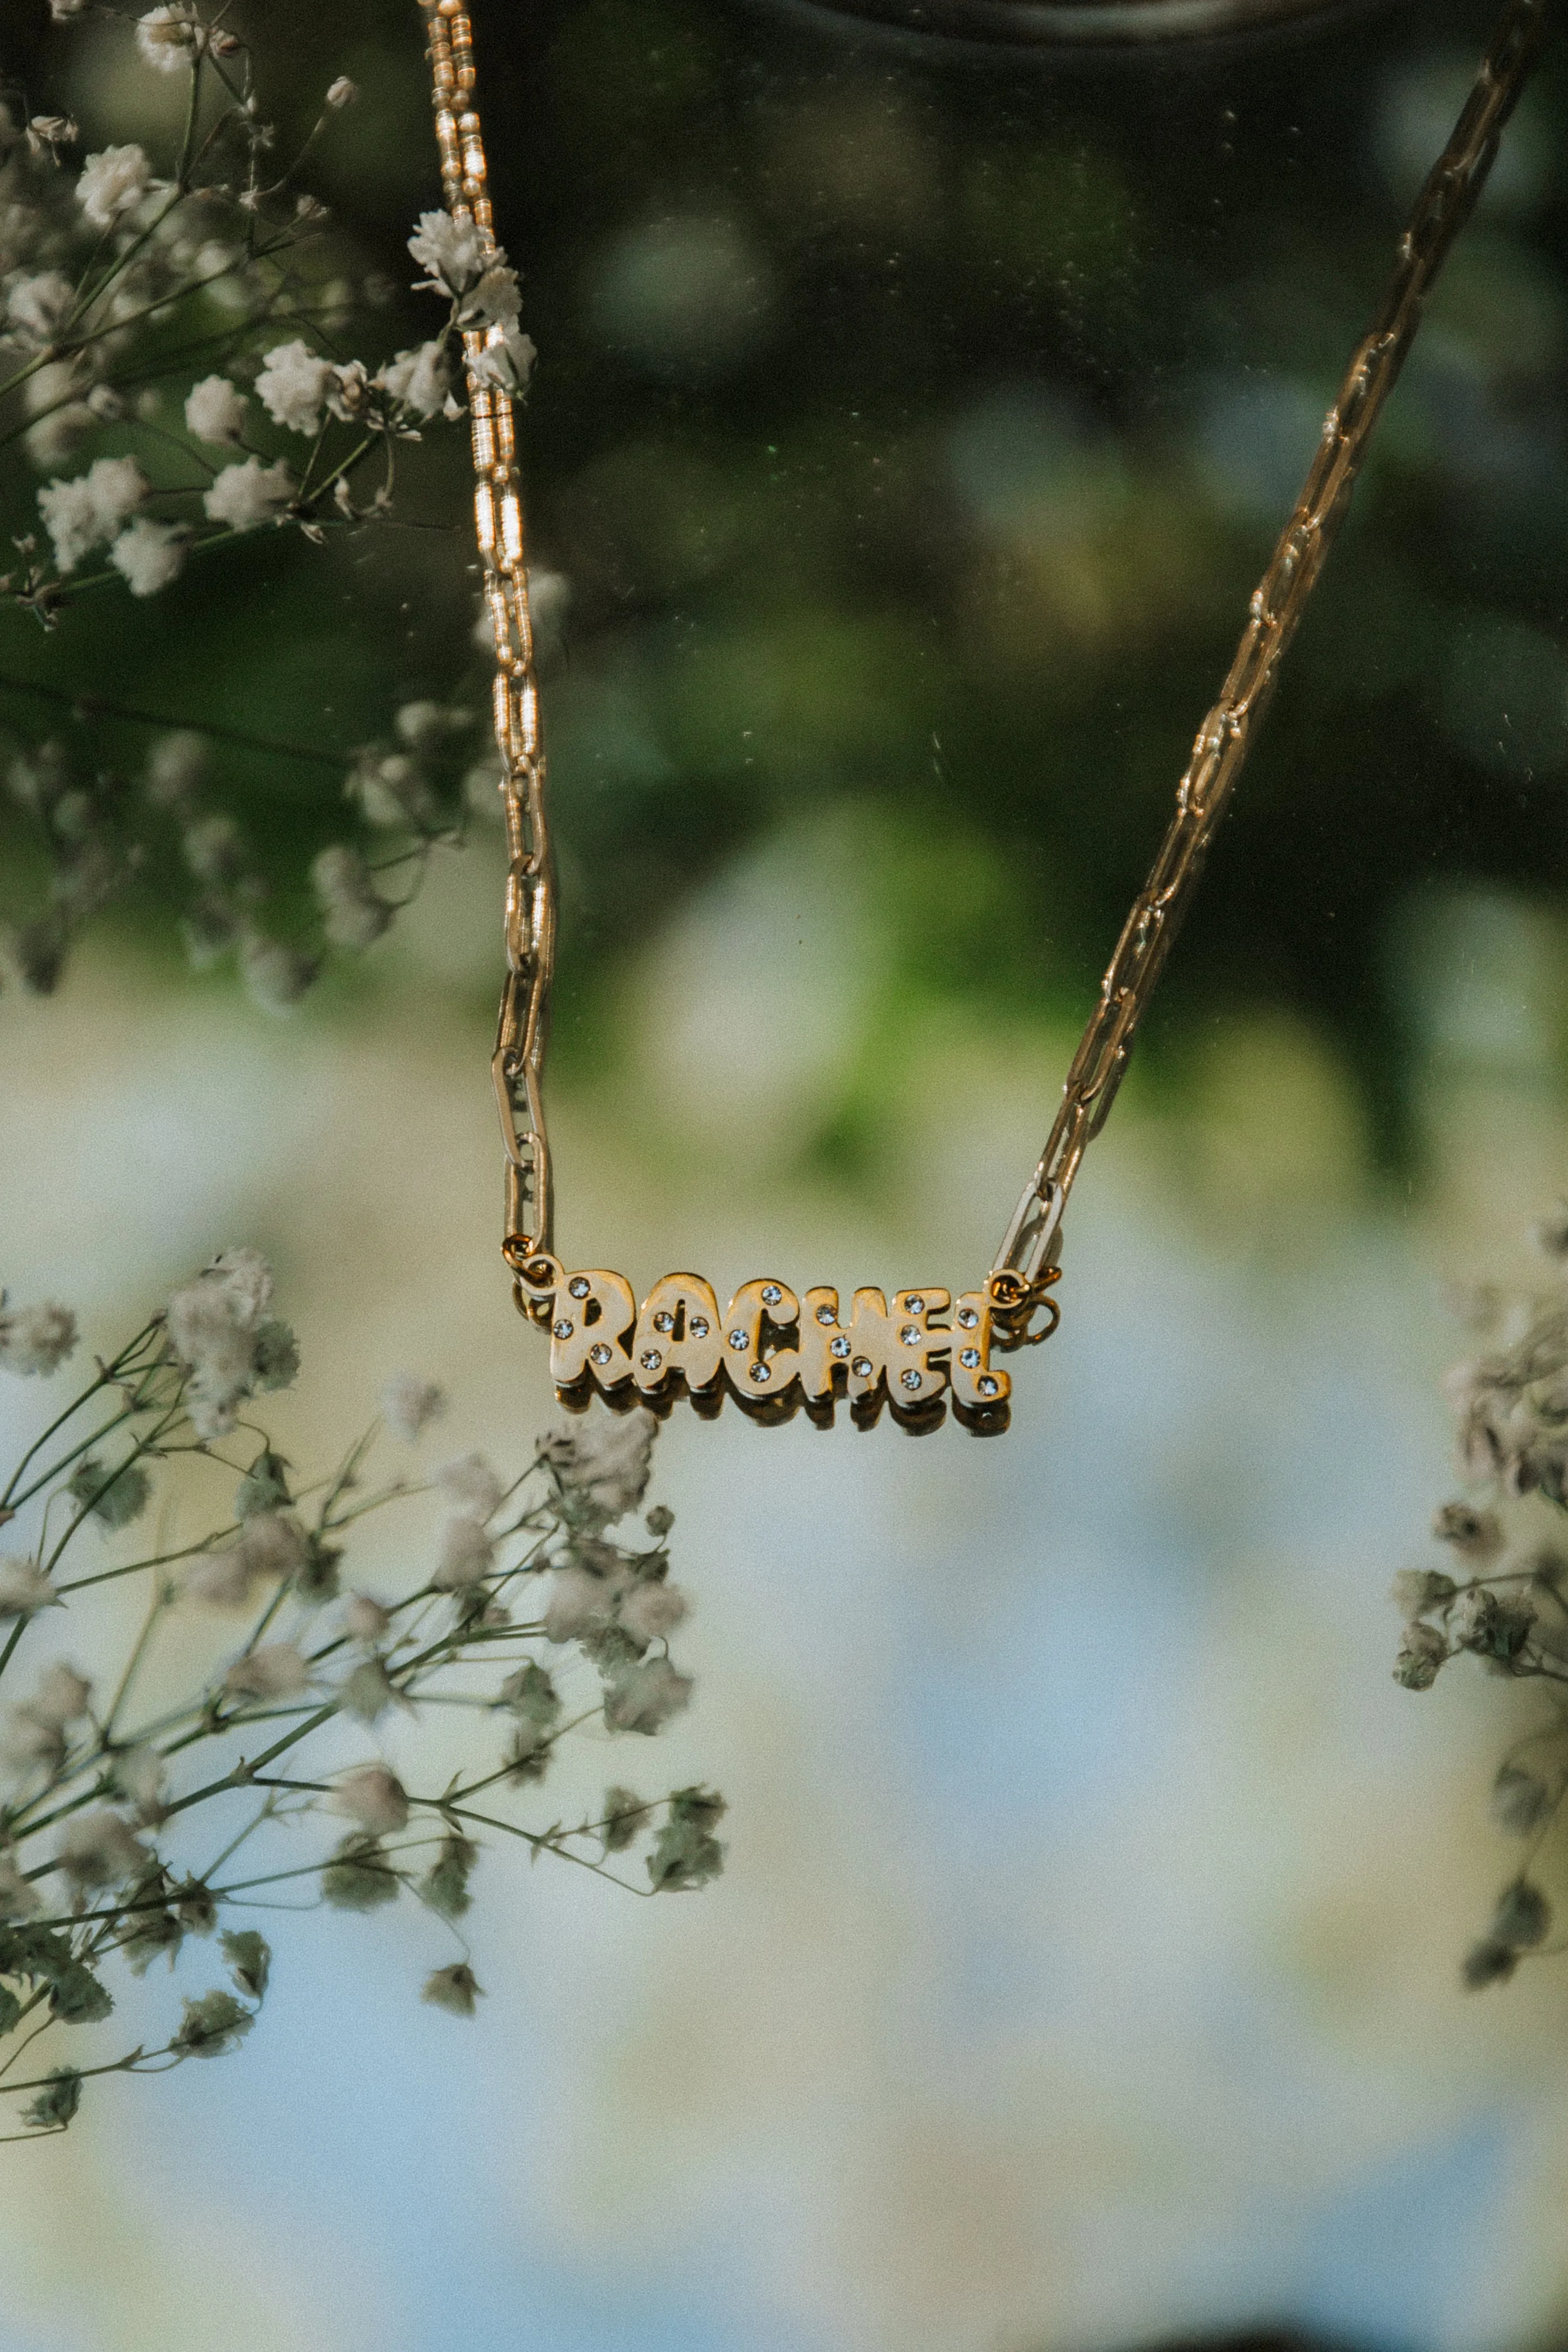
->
[
  {"left": 760, "top": 1283, "right": 782, "bottom": 1306},
  {"left": 653, "top": 1311, "right": 674, "bottom": 1333},
  {"left": 900, "top": 1369, "right": 922, "bottom": 1393},
  {"left": 900, "top": 1324, "right": 921, "bottom": 1347},
  {"left": 589, "top": 1343, "right": 612, "bottom": 1366},
  {"left": 568, "top": 1277, "right": 590, "bottom": 1300},
  {"left": 978, "top": 1375, "right": 999, "bottom": 1398},
  {"left": 828, "top": 1335, "right": 849, "bottom": 1359},
  {"left": 906, "top": 1295, "right": 925, "bottom": 1316},
  {"left": 728, "top": 1329, "right": 748, "bottom": 1351},
  {"left": 552, "top": 1319, "right": 573, "bottom": 1340},
  {"left": 957, "top": 1306, "right": 978, "bottom": 1329},
  {"left": 851, "top": 1356, "right": 873, "bottom": 1378},
  {"left": 815, "top": 1303, "right": 836, "bottom": 1325},
  {"left": 640, "top": 1349, "right": 662, "bottom": 1371},
  {"left": 749, "top": 1362, "right": 771, "bottom": 1384},
  {"left": 690, "top": 1316, "right": 710, "bottom": 1338},
  {"left": 959, "top": 1346, "right": 980, "bottom": 1369}
]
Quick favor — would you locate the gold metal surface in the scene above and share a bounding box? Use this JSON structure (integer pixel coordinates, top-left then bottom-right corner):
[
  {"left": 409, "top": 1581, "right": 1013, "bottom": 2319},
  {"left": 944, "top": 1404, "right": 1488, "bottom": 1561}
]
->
[
  {"left": 991, "top": 0, "right": 1549, "bottom": 1297},
  {"left": 417, "top": 0, "right": 1546, "bottom": 1426}
]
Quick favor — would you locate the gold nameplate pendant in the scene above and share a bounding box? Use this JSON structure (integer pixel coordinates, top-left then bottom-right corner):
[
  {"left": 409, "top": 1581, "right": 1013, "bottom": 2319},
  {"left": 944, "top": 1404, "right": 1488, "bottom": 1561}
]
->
[{"left": 503, "top": 1252, "right": 1060, "bottom": 1433}]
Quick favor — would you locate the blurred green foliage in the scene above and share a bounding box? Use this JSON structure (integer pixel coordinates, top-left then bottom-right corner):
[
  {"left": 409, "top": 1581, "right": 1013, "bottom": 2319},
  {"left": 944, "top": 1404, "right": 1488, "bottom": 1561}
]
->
[{"left": 3, "top": 0, "right": 1566, "bottom": 1176}]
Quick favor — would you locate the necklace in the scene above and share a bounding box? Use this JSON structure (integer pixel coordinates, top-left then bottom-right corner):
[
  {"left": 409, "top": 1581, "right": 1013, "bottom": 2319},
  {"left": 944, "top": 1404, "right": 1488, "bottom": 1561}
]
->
[{"left": 417, "top": 0, "right": 1545, "bottom": 1430}]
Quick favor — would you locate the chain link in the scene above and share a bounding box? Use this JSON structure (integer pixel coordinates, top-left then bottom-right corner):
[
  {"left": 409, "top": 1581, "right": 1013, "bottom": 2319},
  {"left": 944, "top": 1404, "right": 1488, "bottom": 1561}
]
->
[
  {"left": 992, "top": 0, "right": 1550, "bottom": 1293},
  {"left": 418, "top": 0, "right": 1548, "bottom": 1327},
  {"left": 420, "top": 1, "right": 555, "bottom": 1293}
]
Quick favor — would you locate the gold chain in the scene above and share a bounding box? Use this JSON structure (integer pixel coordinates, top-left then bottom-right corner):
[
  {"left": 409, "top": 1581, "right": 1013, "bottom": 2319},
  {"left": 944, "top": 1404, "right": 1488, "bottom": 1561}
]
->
[
  {"left": 417, "top": 0, "right": 1547, "bottom": 1411},
  {"left": 421, "top": 0, "right": 556, "bottom": 1292},
  {"left": 992, "top": 0, "right": 1550, "bottom": 1292}
]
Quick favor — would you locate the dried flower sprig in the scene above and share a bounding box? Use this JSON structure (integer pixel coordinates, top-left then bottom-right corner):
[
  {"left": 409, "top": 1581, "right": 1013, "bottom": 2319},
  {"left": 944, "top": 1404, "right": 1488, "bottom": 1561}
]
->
[
  {"left": 1392, "top": 1201, "right": 1568, "bottom": 1989},
  {"left": 0, "top": 1249, "right": 721, "bottom": 2140}
]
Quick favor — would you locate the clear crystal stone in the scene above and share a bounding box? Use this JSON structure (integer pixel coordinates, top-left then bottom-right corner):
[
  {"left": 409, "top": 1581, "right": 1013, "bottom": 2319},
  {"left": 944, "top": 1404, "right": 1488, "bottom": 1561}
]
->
[
  {"left": 640, "top": 1349, "right": 662, "bottom": 1371},
  {"left": 978, "top": 1375, "right": 999, "bottom": 1397},
  {"left": 728, "top": 1329, "right": 748, "bottom": 1351},
  {"left": 900, "top": 1369, "right": 922, "bottom": 1392},
  {"left": 653, "top": 1311, "right": 674, "bottom": 1333},
  {"left": 690, "top": 1317, "right": 710, "bottom": 1338},
  {"left": 851, "top": 1356, "right": 873, "bottom": 1378},
  {"left": 830, "top": 1335, "right": 851, "bottom": 1359},
  {"left": 749, "top": 1362, "right": 771, "bottom": 1384},
  {"left": 959, "top": 1346, "right": 980, "bottom": 1369},
  {"left": 900, "top": 1324, "right": 921, "bottom": 1347},
  {"left": 568, "top": 1277, "right": 590, "bottom": 1300},
  {"left": 761, "top": 1284, "right": 782, "bottom": 1306},
  {"left": 906, "top": 1296, "right": 924, "bottom": 1316},
  {"left": 957, "top": 1306, "right": 978, "bottom": 1329},
  {"left": 590, "top": 1343, "right": 612, "bottom": 1365},
  {"left": 552, "top": 1319, "right": 573, "bottom": 1340},
  {"left": 815, "top": 1303, "right": 836, "bottom": 1325}
]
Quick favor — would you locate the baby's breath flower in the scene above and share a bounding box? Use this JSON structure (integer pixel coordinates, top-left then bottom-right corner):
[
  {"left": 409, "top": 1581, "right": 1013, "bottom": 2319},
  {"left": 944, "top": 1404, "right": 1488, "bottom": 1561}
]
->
[
  {"left": 1433, "top": 1502, "right": 1503, "bottom": 1558},
  {"left": 601, "top": 1786, "right": 645, "bottom": 1852},
  {"left": 145, "top": 730, "right": 207, "bottom": 810},
  {"left": 135, "top": 7, "right": 204, "bottom": 70},
  {"left": 344, "top": 1592, "right": 391, "bottom": 1642},
  {"left": 203, "top": 455, "right": 295, "bottom": 532},
  {"left": 184, "top": 374, "right": 248, "bottom": 448},
  {"left": 419, "top": 1833, "right": 477, "bottom": 1918},
  {"left": 254, "top": 339, "right": 335, "bottom": 436},
  {"left": 544, "top": 1409, "right": 657, "bottom": 1530},
  {"left": 603, "top": 1654, "right": 692, "bottom": 1735},
  {"left": 186, "top": 1510, "right": 307, "bottom": 1608},
  {"left": 239, "top": 931, "right": 318, "bottom": 1012},
  {"left": 224, "top": 1642, "right": 308, "bottom": 1699},
  {"left": 422, "top": 1961, "right": 483, "bottom": 2016},
  {"left": 543, "top": 1564, "right": 614, "bottom": 1643},
  {"left": 0, "top": 1707, "right": 65, "bottom": 1777},
  {"left": 0, "top": 1558, "right": 55, "bottom": 1617},
  {"left": 468, "top": 325, "right": 536, "bottom": 398},
  {"left": 341, "top": 1658, "right": 395, "bottom": 1721},
  {"left": 1452, "top": 1585, "right": 1535, "bottom": 1663},
  {"left": 435, "top": 1516, "right": 494, "bottom": 1590},
  {"left": 110, "top": 517, "right": 188, "bottom": 598},
  {"left": 170, "top": 1988, "right": 254, "bottom": 2057},
  {"left": 321, "top": 1832, "right": 399, "bottom": 1909},
  {"left": 311, "top": 844, "right": 392, "bottom": 949},
  {"left": 372, "top": 340, "right": 450, "bottom": 421},
  {"left": 32, "top": 1665, "right": 92, "bottom": 1727},
  {"left": 329, "top": 1763, "right": 409, "bottom": 1836},
  {"left": 436, "top": 1453, "right": 503, "bottom": 1521},
  {"left": 393, "top": 701, "right": 469, "bottom": 753},
  {"left": 617, "top": 1579, "right": 689, "bottom": 1648},
  {"left": 380, "top": 1374, "right": 446, "bottom": 1442},
  {"left": 325, "top": 76, "right": 358, "bottom": 109},
  {"left": 408, "top": 209, "right": 487, "bottom": 297},
  {"left": 38, "top": 456, "right": 149, "bottom": 573},
  {"left": 646, "top": 1787, "right": 726, "bottom": 1891},
  {"left": 1390, "top": 1567, "right": 1456, "bottom": 1619},
  {"left": 76, "top": 145, "right": 153, "bottom": 229},
  {"left": 66, "top": 1454, "right": 151, "bottom": 1529},
  {"left": 1393, "top": 1618, "right": 1448, "bottom": 1690},
  {"left": 7, "top": 272, "right": 75, "bottom": 347},
  {"left": 646, "top": 1503, "right": 674, "bottom": 1539},
  {"left": 58, "top": 1809, "right": 147, "bottom": 1891},
  {"left": 0, "top": 1853, "right": 40, "bottom": 1918},
  {"left": 0, "top": 1297, "right": 78, "bottom": 1377}
]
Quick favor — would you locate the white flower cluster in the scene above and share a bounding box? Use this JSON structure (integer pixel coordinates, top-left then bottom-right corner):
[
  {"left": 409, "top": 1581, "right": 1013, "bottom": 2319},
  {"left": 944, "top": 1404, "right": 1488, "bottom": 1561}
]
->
[
  {"left": 0, "top": 1260, "right": 720, "bottom": 2140},
  {"left": 1393, "top": 1201, "right": 1568, "bottom": 1991},
  {"left": 164, "top": 1247, "right": 298, "bottom": 1439},
  {"left": 0, "top": 1293, "right": 78, "bottom": 1378}
]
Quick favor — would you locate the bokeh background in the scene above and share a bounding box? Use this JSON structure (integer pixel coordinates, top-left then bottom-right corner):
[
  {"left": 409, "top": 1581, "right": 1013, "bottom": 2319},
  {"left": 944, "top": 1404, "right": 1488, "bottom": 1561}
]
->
[{"left": 4, "top": 1, "right": 1568, "bottom": 2347}]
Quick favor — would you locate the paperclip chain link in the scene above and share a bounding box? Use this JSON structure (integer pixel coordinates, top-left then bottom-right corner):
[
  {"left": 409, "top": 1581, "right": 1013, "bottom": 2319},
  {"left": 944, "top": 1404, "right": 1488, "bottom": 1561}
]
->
[{"left": 420, "top": 0, "right": 555, "bottom": 1292}]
